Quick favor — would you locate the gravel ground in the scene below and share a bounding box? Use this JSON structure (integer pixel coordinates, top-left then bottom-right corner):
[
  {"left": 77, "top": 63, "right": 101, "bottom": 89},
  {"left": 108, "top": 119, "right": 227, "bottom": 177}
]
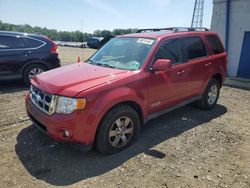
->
[{"left": 0, "top": 47, "right": 249, "bottom": 188}]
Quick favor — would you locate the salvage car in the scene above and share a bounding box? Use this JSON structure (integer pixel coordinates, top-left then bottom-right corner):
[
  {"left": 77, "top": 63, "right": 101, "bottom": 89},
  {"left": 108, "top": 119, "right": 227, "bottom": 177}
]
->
[{"left": 26, "top": 27, "right": 227, "bottom": 154}]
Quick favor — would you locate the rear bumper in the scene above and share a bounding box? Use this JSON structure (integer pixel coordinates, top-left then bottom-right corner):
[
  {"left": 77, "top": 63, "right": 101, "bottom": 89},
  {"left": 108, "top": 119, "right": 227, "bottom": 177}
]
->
[
  {"left": 25, "top": 94, "right": 99, "bottom": 149},
  {"left": 43, "top": 53, "right": 61, "bottom": 70},
  {"left": 47, "top": 56, "right": 61, "bottom": 70}
]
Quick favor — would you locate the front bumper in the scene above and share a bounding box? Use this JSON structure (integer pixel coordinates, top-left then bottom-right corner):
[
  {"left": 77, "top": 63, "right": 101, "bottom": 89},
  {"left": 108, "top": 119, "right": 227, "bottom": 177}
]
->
[{"left": 25, "top": 94, "right": 99, "bottom": 149}]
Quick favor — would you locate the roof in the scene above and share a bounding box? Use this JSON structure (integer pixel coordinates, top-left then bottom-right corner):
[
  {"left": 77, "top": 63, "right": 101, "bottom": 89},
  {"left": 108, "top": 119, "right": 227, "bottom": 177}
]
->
[
  {"left": 118, "top": 27, "right": 216, "bottom": 40},
  {"left": 0, "top": 30, "right": 43, "bottom": 37}
]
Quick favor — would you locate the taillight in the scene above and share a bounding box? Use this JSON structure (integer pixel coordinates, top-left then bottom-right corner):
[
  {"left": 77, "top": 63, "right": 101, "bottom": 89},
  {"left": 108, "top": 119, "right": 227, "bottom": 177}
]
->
[
  {"left": 45, "top": 36, "right": 58, "bottom": 54},
  {"left": 50, "top": 43, "right": 58, "bottom": 54}
]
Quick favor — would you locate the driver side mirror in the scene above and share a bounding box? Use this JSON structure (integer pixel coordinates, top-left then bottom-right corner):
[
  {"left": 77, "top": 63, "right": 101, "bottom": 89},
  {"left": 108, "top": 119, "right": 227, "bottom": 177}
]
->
[{"left": 151, "top": 59, "right": 172, "bottom": 72}]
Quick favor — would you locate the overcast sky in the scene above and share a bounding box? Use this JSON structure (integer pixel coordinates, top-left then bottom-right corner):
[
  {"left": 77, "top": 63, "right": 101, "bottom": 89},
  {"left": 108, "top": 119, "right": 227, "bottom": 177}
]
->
[{"left": 0, "top": 0, "right": 213, "bottom": 33}]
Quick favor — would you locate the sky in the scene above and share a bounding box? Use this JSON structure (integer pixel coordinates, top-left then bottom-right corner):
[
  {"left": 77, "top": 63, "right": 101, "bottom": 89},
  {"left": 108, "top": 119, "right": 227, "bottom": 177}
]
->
[{"left": 0, "top": 0, "right": 213, "bottom": 33}]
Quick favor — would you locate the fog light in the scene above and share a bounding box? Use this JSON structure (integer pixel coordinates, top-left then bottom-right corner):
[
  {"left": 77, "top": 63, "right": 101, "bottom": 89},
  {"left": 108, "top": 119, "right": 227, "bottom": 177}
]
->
[{"left": 64, "top": 130, "right": 70, "bottom": 137}]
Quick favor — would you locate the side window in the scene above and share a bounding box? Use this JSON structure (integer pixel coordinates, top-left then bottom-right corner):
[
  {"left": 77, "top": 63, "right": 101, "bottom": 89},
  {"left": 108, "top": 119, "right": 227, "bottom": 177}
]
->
[
  {"left": 155, "top": 38, "right": 183, "bottom": 64},
  {"left": 23, "top": 37, "right": 44, "bottom": 48},
  {"left": 184, "top": 36, "right": 207, "bottom": 60},
  {"left": 0, "top": 36, "right": 25, "bottom": 49},
  {"left": 205, "top": 35, "right": 224, "bottom": 54}
]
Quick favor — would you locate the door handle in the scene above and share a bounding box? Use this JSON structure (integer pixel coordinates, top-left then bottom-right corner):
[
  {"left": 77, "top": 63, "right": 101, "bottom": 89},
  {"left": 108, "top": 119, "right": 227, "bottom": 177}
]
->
[
  {"left": 24, "top": 51, "right": 32, "bottom": 56},
  {"left": 177, "top": 70, "right": 185, "bottom": 75},
  {"left": 205, "top": 62, "right": 212, "bottom": 67}
]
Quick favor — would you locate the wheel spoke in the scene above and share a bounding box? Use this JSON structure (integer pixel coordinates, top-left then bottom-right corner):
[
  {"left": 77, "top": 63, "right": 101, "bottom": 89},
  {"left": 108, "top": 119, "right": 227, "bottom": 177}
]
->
[
  {"left": 37, "top": 69, "right": 43, "bottom": 74},
  {"left": 109, "top": 130, "right": 117, "bottom": 137},
  {"left": 121, "top": 135, "right": 128, "bottom": 145},
  {"left": 208, "top": 98, "right": 212, "bottom": 104},
  {"left": 124, "top": 127, "right": 133, "bottom": 134},
  {"left": 115, "top": 118, "right": 122, "bottom": 127},
  {"left": 124, "top": 117, "right": 131, "bottom": 127},
  {"left": 112, "top": 136, "right": 120, "bottom": 147}
]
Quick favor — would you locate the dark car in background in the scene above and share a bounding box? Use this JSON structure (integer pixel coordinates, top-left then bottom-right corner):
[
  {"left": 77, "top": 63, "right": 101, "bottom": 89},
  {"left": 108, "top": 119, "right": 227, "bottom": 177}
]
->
[
  {"left": 0, "top": 31, "right": 60, "bottom": 85},
  {"left": 87, "top": 37, "right": 103, "bottom": 49},
  {"left": 87, "top": 36, "right": 114, "bottom": 49}
]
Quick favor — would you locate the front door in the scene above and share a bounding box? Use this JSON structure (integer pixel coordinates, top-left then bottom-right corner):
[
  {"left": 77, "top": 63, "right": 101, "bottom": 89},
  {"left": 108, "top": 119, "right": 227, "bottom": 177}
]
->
[
  {"left": 146, "top": 37, "right": 187, "bottom": 113},
  {"left": 0, "top": 35, "right": 27, "bottom": 73}
]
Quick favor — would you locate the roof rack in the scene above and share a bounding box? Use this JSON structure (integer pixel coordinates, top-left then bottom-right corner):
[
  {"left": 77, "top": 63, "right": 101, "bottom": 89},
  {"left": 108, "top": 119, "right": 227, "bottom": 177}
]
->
[{"left": 136, "top": 27, "right": 209, "bottom": 33}]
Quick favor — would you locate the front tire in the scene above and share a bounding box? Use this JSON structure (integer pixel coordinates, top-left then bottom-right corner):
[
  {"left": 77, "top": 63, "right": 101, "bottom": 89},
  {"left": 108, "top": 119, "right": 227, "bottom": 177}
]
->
[
  {"left": 95, "top": 105, "right": 140, "bottom": 155},
  {"left": 197, "top": 79, "right": 220, "bottom": 110},
  {"left": 23, "top": 64, "right": 46, "bottom": 85}
]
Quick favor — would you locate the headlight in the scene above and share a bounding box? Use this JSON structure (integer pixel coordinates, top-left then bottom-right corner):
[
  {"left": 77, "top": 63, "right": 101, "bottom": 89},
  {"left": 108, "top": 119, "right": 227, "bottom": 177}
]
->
[{"left": 56, "top": 96, "right": 86, "bottom": 114}]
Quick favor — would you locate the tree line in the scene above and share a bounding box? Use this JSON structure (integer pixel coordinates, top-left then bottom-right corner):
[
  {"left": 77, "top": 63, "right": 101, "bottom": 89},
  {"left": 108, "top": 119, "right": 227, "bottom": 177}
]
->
[{"left": 0, "top": 21, "right": 138, "bottom": 42}]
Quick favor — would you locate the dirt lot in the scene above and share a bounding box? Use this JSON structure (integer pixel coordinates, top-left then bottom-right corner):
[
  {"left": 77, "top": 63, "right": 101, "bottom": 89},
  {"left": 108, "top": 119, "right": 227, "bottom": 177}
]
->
[{"left": 0, "top": 47, "right": 249, "bottom": 188}]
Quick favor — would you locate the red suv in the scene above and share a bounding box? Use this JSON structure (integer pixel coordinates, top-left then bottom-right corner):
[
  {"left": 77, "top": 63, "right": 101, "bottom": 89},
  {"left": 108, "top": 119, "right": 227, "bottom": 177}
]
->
[{"left": 25, "top": 27, "right": 227, "bottom": 154}]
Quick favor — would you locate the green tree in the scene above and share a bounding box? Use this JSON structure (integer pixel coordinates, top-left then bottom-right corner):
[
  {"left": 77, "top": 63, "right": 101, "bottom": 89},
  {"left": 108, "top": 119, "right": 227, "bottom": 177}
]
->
[
  {"left": 0, "top": 20, "right": 138, "bottom": 42},
  {"left": 93, "top": 30, "right": 102, "bottom": 37}
]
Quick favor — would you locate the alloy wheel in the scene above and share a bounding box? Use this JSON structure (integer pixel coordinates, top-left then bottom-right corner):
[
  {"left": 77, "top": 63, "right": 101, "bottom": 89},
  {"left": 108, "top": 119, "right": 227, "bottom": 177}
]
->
[
  {"left": 207, "top": 85, "right": 218, "bottom": 105},
  {"left": 29, "top": 68, "right": 44, "bottom": 79},
  {"left": 109, "top": 116, "right": 134, "bottom": 148}
]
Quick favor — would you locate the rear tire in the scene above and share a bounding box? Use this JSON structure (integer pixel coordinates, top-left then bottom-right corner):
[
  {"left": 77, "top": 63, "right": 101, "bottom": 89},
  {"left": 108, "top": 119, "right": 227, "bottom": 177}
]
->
[
  {"left": 197, "top": 79, "right": 220, "bottom": 110},
  {"left": 23, "top": 64, "right": 46, "bottom": 85},
  {"left": 95, "top": 105, "right": 140, "bottom": 155}
]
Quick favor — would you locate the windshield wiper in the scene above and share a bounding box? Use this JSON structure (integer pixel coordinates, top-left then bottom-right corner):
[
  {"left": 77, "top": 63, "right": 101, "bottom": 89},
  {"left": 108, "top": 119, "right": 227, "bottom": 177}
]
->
[
  {"left": 96, "top": 62, "right": 115, "bottom": 68},
  {"left": 86, "top": 60, "right": 115, "bottom": 68},
  {"left": 86, "top": 59, "right": 96, "bottom": 64}
]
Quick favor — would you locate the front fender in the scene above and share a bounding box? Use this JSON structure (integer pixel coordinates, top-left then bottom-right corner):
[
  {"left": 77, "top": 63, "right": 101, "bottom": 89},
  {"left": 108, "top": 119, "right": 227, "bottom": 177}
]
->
[
  {"left": 84, "top": 87, "right": 147, "bottom": 141},
  {"left": 95, "top": 87, "right": 147, "bottom": 118}
]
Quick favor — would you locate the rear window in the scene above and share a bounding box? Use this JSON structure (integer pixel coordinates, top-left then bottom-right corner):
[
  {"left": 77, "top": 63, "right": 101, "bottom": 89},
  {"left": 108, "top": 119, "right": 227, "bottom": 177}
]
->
[
  {"left": 184, "top": 36, "right": 207, "bottom": 60},
  {"left": 205, "top": 35, "right": 224, "bottom": 54},
  {"left": 23, "top": 37, "right": 44, "bottom": 48},
  {"left": 0, "top": 36, "right": 25, "bottom": 49}
]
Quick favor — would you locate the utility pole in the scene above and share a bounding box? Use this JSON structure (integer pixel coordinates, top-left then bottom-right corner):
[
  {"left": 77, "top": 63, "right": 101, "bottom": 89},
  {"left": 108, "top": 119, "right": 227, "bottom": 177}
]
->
[{"left": 191, "top": 0, "right": 205, "bottom": 28}]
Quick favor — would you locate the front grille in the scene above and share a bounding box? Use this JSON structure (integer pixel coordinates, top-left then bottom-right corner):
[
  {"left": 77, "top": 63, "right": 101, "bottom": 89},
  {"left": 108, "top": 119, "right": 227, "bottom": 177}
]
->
[{"left": 30, "top": 85, "right": 57, "bottom": 115}]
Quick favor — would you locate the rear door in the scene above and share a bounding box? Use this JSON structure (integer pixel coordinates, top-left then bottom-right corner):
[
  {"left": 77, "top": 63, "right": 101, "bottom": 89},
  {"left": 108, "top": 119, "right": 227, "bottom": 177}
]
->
[
  {"left": 0, "top": 35, "right": 27, "bottom": 73},
  {"left": 205, "top": 34, "right": 227, "bottom": 79},
  {"left": 22, "top": 36, "right": 47, "bottom": 59},
  {"left": 181, "top": 35, "right": 212, "bottom": 97}
]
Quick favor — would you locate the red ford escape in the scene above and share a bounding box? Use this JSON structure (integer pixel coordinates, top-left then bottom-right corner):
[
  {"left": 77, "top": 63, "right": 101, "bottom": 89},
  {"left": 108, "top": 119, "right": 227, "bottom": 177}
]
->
[{"left": 25, "top": 27, "right": 227, "bottom": 154}]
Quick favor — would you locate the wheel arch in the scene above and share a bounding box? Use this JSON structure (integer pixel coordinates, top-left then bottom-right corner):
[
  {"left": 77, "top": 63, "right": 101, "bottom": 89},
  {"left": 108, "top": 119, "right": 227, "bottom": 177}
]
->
[
  {"left": 199, "top": 72, "right": 223, "bottom": 96},
  {"left": 93, "top": 100, "right": 144, "bottom": 144},
  {"left": 21, "top": 60, "right": 49, "bottom": 75},
  {"left": 211, "top": 73, "right": 223, "bottom": 88},
  {"left": 105, "top": 101, "right": 144, "bottom": 126}
]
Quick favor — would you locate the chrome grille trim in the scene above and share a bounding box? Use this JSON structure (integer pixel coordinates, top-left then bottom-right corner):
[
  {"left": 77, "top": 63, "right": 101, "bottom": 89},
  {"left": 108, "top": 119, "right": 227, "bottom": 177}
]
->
[{"left": 30, "top": 85, "right": 57, "bottom": 115}]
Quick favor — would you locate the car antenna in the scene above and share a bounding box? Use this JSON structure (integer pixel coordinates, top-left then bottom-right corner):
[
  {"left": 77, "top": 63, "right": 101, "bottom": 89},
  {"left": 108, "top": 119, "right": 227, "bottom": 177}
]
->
[{"left": 81, "top": 19, "right": 84, "bottom": 61}]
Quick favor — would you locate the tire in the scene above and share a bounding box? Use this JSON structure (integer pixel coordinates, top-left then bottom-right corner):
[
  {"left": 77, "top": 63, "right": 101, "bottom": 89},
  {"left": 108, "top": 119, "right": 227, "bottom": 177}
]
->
[
  {"left": 95, "top": 105, "right": 140, "bottom": 154},
  {"left": 23, "top": 64, "right": 46, "bottom": 85},
  {"left": 197, "top": 79, "right": 220, "bottom": 110}
]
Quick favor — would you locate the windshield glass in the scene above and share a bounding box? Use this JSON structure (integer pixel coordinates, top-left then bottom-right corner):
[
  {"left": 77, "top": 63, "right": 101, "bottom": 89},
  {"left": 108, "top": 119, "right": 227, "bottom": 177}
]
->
[{"left": 88, "top": 37, "right": 155, "bottom": 70}]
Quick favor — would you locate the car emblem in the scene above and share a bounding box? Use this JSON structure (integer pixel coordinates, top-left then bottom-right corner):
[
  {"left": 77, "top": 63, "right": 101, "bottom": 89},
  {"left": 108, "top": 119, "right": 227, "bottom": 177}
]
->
[{"left": 35, "top": 94, "right": 41, "bottom": 101}]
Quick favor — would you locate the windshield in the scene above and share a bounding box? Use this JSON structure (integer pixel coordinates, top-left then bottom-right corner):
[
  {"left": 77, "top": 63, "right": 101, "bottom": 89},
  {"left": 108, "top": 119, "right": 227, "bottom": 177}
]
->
[{"left": 88, "top": 37, "right": 155, "bottom": 70}]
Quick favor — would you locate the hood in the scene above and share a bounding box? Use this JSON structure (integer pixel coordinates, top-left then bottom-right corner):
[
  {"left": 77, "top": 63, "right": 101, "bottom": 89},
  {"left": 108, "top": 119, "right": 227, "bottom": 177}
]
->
[{"left": 31, "top": 63, "right": 131, "bottom": 97}]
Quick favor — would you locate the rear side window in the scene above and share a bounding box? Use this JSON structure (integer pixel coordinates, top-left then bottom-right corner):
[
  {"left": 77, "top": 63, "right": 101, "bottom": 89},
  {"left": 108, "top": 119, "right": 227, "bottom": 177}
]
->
[
  {"left": 205, "top": 35, "right": 224, "bottom": 54},
  {"left": 184, "top": 36, "right": 207, "bottom": 60},
  {"left": 0, "top": 36, "right": 25, "bottom": 49},
  {"left": 155, "top": 38, "right": 183, "bottom": 64},
  {"left": 23, "top": 37, "right": 44, "bottom": 48}
]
